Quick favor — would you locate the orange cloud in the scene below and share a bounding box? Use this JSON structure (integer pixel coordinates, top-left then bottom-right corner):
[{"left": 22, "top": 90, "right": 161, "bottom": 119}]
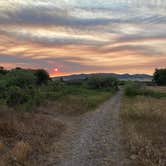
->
[{"left": 0, "top": 30, "right": 165, "bottom": 75}]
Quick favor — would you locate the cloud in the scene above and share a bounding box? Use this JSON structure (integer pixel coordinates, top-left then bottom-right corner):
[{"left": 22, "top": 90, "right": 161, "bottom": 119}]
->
[{"left": 0, "top": 0, "right": 165, "bottom": 74}]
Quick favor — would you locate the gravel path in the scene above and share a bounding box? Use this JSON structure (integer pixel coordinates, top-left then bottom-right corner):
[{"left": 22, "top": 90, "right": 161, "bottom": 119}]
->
[{"left": 59, "top": 90, "right": 130, "bottom": 166}]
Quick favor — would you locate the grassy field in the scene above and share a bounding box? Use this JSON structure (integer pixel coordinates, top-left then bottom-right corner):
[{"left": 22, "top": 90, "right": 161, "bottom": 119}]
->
[
  {"left": 2, "top": 67, "right": 165, "bottom": 165},
  {"left": 121, "top": 86, "right": 166, "bottom": 166},
  {"left": 53, "top": 85, "right": 115, "bottom": 114},
  {"left": 146, "top": 86, "right": 166, "bottom": 93}
]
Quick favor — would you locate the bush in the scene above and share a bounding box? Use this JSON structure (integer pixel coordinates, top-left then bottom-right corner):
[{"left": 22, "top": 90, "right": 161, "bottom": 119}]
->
[
  {"left": 0, "top": 67, "right": 119, "bottom": 111},
  {"left": 66, "top": 79, "right": 84, "bottom": 86},
  {"left": 143, "top": 89, "right": 166, "bottom": 98},
  {"left": 125, "top": 82, "right": 142, "bottom": 96},
  {"left": 87, "top": 76, "right": 118, "bottom": 90},
  {"left": 6, "top": 69, "right": 36, "bottom": 88},
  {"left": 125, "top": 82, "right": 166, "bottom": 98},
  {"left": 7, "top": 86, "right": 29, "bottom": 107}
]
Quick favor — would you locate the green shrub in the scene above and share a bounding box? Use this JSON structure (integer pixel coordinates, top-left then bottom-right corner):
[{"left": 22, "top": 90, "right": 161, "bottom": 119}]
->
[
  {"left": 7, "top": 86, "right": 29, "bottom": 107},
  {"left": 143, "top": 89, "right": 166, "bottom": 98},
  {"left": 87, "top": 76, "right": 118, "bottom": 90},
  {"left": 0, "top": 67, "right": 118, "bottom": 111},
  {"left": 6, "top": 69, "right": 36, "bottom": 88},
  {"left": 125, "top": 82, "right": 142, "bottom": 96},
  {"left": 66, "top": 79, "right": 84, "bottom": 86},
  {"left": 125, "top": 82, "right": 166, "bottom": 98}
]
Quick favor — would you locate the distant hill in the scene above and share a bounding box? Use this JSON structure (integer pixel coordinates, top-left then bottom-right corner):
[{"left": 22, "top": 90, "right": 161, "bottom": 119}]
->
[{"left": 53, "top": 73, "right": 152, "bottom": 81}]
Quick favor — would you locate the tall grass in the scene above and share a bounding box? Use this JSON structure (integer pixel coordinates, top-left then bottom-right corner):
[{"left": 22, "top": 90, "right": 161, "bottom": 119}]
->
[
  {"left": 0, "top": 110, "right": 65, "bottom": 165},
  {"left": 46, "top": 85, "right": 116, "bottom": 115},
  {"left": 125, "top": 82, "right": 166, "bottom": 98},
  {"left": 121, "top": 92, "right": 166, "bottom": 165}
]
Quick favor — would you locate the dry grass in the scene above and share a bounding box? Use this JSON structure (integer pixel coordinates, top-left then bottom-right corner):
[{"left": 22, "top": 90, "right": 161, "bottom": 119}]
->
[
  {"left": 121, "top": 95, "right": 166, "bottom": 166},
  {"left": 50, "top": 96, "right": 90, "bottom": 115},
  {"left": 147, "top": 86, "right": 166, "bottom": 93},
  {"left": 38, "top": 92, "right": 112, "bottom": 116},
  {"left": 0, "top": 142, "right": 5, "bottom": 152},
  {"left": 0, "top": 108, "right": 65, "bottom": 166},
  {"left": 0, "top": 88, "right": 112, "bottom": 165},
  {"left": 10, "top": 141, "right": 31, "bottom": 163}
]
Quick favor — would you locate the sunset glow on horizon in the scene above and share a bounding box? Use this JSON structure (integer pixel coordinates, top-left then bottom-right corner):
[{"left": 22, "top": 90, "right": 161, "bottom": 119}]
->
[
  {"left": 49, "top": 67, "right": 65, "bottom": 77},
  {"left": 0, "top": 0, "right": 166, "bottom": 76}
]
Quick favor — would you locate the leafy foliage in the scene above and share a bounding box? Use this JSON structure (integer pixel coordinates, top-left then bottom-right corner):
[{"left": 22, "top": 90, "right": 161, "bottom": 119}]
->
[
  {"left": 6, "top": 69, "right": 37, "bottom": 88},
  {"left": 86, "top": 76, "right": 118, "bottom": 90},
  {"left": 0, "top": 68, "right": 50, "bottom": 110},
  {"left": 124, "top": 82, "right": 142, "bottom": 96},
  {"left": 125, "top": 82, "right": 166, "bottom": 98},
  {"left": 6, "top": 86, "right": 29, "bottom": 107},
  {"left": 0, "top": 67, "right": 118, "bottom": 111},
  {"left": 35, "top": 69, "right": 50, "bottom": 85}
]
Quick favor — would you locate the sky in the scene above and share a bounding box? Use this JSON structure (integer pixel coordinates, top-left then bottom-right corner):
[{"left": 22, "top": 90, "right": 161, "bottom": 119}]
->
[{"left": 0, "top": 0, "right": 166, "bottom": 76}]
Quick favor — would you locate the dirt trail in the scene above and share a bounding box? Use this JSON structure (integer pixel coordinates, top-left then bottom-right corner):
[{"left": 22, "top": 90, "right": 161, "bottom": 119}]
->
[{"left": 57, "top": 90, "right": 130, "bottom": 166}]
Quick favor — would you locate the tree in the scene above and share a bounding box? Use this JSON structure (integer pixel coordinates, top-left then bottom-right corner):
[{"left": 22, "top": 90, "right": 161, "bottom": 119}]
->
[
  {"left": 153, "top": 68, "right": 166, "bottom": 85},
  {"left": 35, "top": 69, "right": 50, "bottom": 85}
]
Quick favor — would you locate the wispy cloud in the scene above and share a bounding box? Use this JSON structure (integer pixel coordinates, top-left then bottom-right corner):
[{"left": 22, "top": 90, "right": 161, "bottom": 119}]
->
[{"left": 0, "top": 0, "right": 166, "bottom": 75}]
